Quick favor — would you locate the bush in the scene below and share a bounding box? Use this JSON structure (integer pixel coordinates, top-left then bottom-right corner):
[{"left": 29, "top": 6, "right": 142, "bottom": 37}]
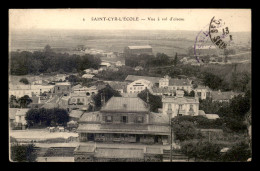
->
[
  {"left": 11, "top": 143, "right": 37, "bottom": 162},
  {"left": 220, "top": 141, "right": 251, "bottom": 162},
  {"left": 19, "top": 78, "right": 29, "bottom": 84}
]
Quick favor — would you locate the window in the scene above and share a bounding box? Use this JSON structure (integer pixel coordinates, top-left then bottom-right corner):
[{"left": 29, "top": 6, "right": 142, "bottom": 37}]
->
[
  {"left": 179, "top": 104, "right": 183, "bottom": 110},
  {"left": 58, "top": 87, "right": 60, "bottom": 90},
  {"left": 106, "top": 116, "right": 112, "bottom": 122},
  {"left": 137, "top": 116, "right": 143, "bottom": 123},
  {"left": 189, "top": 105, "right": 194, "bottom": 112},
  {"left": 198, "top": 92, "right": 201, "bottom": 97},
  {"left": 168, "top": 104, "right": 172, "bottom": 111},
  {"left": 19, "top": 116, "right": 21, "bottom": 122},
  {"left": 121, "top": 116, "right": 128, "bottom": 123},
  {"left": 130, "top": 87, "right": 132, "bottom": 90}
]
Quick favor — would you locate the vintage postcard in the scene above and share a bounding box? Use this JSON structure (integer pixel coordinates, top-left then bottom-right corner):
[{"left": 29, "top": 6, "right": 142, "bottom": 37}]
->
[{"left": 9, "top": 9, "right": 251, "bottom": 162}]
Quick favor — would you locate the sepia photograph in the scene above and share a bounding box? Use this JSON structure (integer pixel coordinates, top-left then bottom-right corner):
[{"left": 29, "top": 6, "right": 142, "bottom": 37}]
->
[{"left": 8, "top": 9, "right": 251, "bottom": 162}]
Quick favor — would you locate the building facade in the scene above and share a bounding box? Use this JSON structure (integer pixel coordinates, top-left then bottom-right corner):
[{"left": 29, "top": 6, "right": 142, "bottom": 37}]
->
[
  {"left": 54, "top": 82, "right": 71, "bottom": 95},
  {"left": 77, "top": 97, "right": 170, "bottom": 145},
  {"left": 162, "top": 90, "right": 199, "bottom": 118},
  {"left": 124, "top": 45, "right": 153, "bottom": 55},
  {"left": 9, "top": 84, "right": 55, "bottom": 98},
  {"left": 194, "top": 85, "right": 211, "bottom": 100},
  {"left": 159, "top": 75, "right": 192, "bottom": 93},
  {"left": 127, "top": 79, "right": 153, "bottom": 94},
  {"left": 74, "top": 145, "right": 163, "bottom": 162}
]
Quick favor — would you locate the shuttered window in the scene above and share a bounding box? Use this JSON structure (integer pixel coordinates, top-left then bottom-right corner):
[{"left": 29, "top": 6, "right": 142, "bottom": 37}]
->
[{"left": 121, "top": 116, "right": 128, "bottom": 123}]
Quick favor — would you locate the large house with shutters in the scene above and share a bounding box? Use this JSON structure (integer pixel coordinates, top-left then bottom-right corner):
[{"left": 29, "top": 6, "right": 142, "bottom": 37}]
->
[
  {"left": 159, "top": 75, "right": 192, "bottom": 93},
  {"left": 76, "top": 97, "right": 170, "bottom": 145},
  {"left": 162, "top": 90, "right": 199, "bottom": 118}
]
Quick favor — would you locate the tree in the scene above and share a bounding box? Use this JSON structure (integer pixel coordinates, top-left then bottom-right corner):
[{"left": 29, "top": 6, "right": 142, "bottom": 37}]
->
[
  {"left": 173, "top": 53, "right": 178, "bottom": 66},
  {"left": 25, "top": 108, "right": 69, "bottom": 127},
  {"left": 10, "top": 95, "right": 20, "bottom": 108},
  {"left": 44, "top": 44, "right": 52, "bottom": 53},
  {"left": 137, "top": 89, "right": 162, "bottom": 112},
  {"left": 172, "top": 118, "right": 200, "bottom": 142},
  {"left": 92, "top": 85, "right": 122, "bottom": 109},
  {"left": 189, "top": 90, "right": 195, "bottom": 97},
  {"left": 181, "top": 140, "right": 221, "bottom": 161},
  {"left": 18, "top": 95, "right": 32, "bottom": 108},
  {"left": 11, "top": 143, "right": 37, "bottom": 162},
  {"left": 19, "top": 78, "right": 29, "bottom": 84},
  {"left": 220, "top": 141, "right": 251, "bottom": 162}
]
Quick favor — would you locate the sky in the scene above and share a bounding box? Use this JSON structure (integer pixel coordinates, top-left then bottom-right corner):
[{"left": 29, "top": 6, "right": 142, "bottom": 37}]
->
[{"left": 9, "top": 9, "right": 251, "bottom": 32}]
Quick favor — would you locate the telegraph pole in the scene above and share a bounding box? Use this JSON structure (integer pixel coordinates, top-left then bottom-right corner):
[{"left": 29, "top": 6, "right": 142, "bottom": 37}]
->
[{"left": 167, "top": 109, "right": 173, "bottom": 162}]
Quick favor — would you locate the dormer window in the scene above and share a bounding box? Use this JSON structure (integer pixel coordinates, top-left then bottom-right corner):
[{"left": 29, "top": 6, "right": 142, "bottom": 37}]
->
[{"left": 137, "top": 116, "right": 143, "bottom": 123}]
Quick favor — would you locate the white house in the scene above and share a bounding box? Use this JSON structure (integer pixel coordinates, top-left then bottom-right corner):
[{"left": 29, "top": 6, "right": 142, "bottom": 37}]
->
[
  {"left": 9, "top": 84, "right": 55, "bottom": 98},
  {"left": 159, "top": 75, "right": 192, "bottom": 93},
  {"left": 127, "top": 79, "right": 153, "bottom": 94},
  {"left": 194, "top": 85, "right": 211, "bottom": 100},
  {"left": 161, "top": 90, "right": 199, "bottom": 118},
  {"left": 15, "top": 109, "right": 29, "bottom": 128}
]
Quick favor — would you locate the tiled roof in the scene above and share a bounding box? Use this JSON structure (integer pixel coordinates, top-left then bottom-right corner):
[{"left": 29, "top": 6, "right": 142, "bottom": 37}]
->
[
  {"left": 125, "top": 75, "right": 161, "bottom": 84},
  {"left": 30, "top": 96, "right": 40, "bottom": 104},
  {"left": 41, "top": 103, "right": 59, "bottom": 109},
  {"left": 145, "top": 147, "right": 163, "bottom": 154},
  {"left": 15, "top": 108, "right": 29, "bottom": 116},
  {"left": 9, "top": 108, "right": 19, "bottom": 119},
  {"left": 152, "top": 87, "right": 173, "bottom": 94},
  {"left": 69, "top": 110, "right": 84, "bottom": 119},
  {"left": 77, "top": 124, "right": 101, "bottom": 131},
  {"left": 78, "top": 112, "right": 101, "bottom": 122},
  {"left": 149, "top": 112, "right": 169, "bottom": 124},
  {"left": 100, "top": 97, "right": 148, "bottom": 113},
  {"left": 168, "top": 78, "right": 192, "bottom": 86},
  {"left": 107, "top": 81, "right": 128, "bottom": 90},
  {"left": 55, "top": 82, "right": 71, "bottom": 86},
  {"left": 148, "top": 125, "right": 170, "bottom": 134},
  {"left": 94, "top": 148, "right": 144, "bottom": 159},
  {"left": 211, "top": 91, "right": 243, "bottom": 101},
  {"left": 76, "top": 145, "right": 95, "bottom": 153},
  {"left": 162, "top": 96, "right": 199, "bottom": 104}
]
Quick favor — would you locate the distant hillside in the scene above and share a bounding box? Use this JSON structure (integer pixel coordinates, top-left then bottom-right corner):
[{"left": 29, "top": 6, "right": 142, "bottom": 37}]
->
[{"left": 10, "top": 29, "right": 251, "bottom": 57}]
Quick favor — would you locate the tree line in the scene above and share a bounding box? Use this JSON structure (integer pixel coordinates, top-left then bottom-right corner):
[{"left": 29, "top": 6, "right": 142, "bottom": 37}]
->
[
  {"left": 10, "top": 45, "right": 101, "bottom": 75},
  {"left": 25, "top": 108, "right": 69, "bottom": 127}
]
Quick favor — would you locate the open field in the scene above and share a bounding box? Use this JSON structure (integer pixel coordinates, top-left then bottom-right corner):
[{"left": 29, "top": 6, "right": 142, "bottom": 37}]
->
[{"left": 10, "top": 29, "right": 251, "bottom": 57}]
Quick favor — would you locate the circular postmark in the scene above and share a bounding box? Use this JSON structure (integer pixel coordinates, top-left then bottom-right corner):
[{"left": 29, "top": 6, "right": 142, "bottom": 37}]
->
[{"left": 209, "top": 16, "right": 233, "bottom": 49}]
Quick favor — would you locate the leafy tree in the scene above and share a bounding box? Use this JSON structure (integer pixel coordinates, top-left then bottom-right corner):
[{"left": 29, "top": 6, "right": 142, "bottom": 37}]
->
[
  {"left": 25, "top": 108, "right": 69, "bottom": 127},
  {"left": 11, "top": 143, "right": 37, "bottom": 162},
  {"left": 137, "top": 89, "right": 162, "bottom": 112},
  {"left": 92, "top": 85, "right": 122, "bottom": 109},
  {"left": 19, "top": 78, "right": 29, "bottom": 84},
  {"left": 220, "top": 141, "right": 251, "bottom": 162},
  {"left": 189, "top": 90, "right": 195, "bottom": 97},
  {"left": 181, "top": 140, "right": 221, "bottom": 161},
  {"left": 10, "top": 95, "right": 20, "bottom": 108},
  {"left": 18, "top": 95, "right": 32, "bottom": 108},
  {"left": 172, "top": 118, "right": 201, "bottom": 142}
]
